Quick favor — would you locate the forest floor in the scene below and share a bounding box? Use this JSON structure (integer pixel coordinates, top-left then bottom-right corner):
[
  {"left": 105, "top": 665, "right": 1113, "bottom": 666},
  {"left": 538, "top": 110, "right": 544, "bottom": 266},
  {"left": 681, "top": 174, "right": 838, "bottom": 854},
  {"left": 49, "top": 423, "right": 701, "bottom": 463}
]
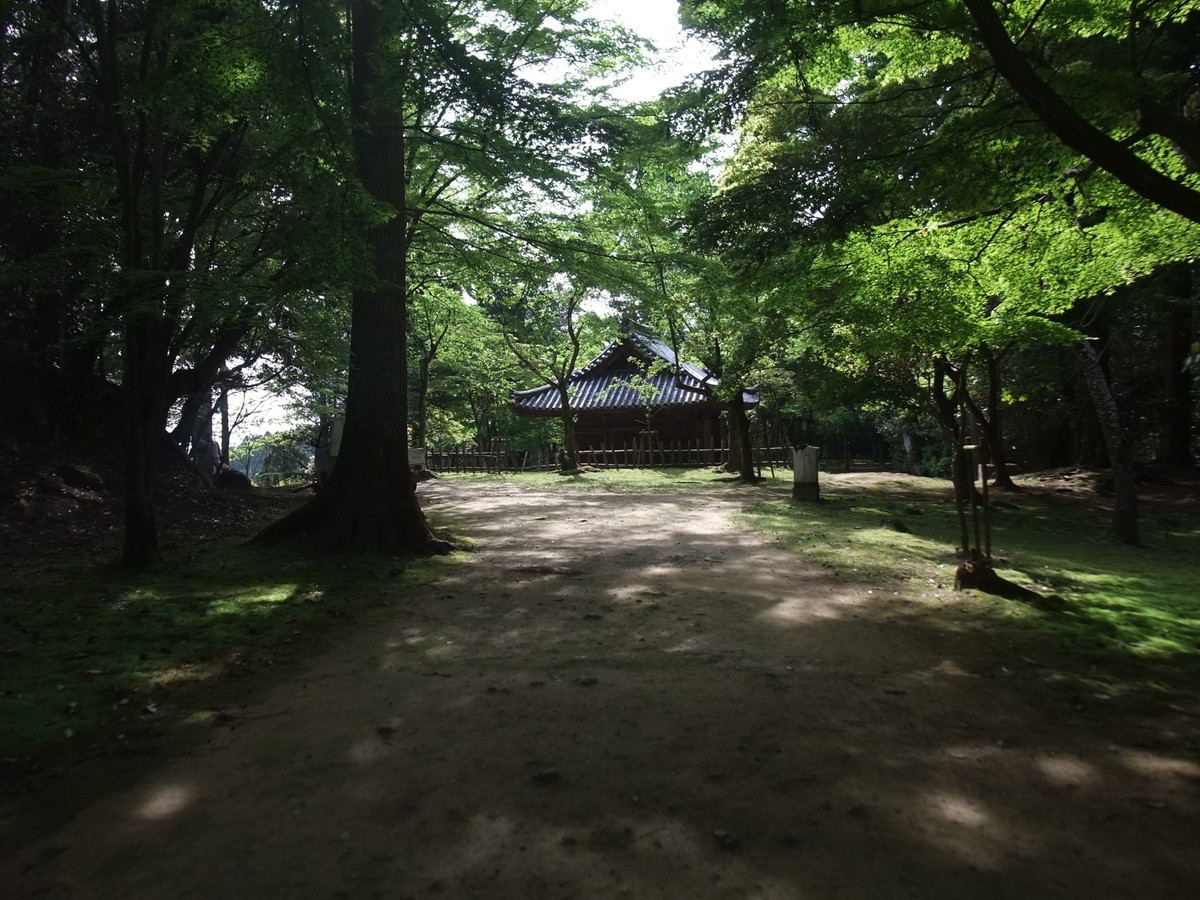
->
[{"left": 3, "top": 475, "right": 1199, "bottom": 899}]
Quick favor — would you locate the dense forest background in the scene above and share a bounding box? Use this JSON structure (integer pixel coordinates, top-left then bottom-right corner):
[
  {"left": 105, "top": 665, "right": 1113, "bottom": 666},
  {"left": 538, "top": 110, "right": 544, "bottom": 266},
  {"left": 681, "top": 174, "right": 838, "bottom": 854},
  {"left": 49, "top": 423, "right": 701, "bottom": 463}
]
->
[{"left": 2, "top": 0, "right": 1197, "bottom": 564}]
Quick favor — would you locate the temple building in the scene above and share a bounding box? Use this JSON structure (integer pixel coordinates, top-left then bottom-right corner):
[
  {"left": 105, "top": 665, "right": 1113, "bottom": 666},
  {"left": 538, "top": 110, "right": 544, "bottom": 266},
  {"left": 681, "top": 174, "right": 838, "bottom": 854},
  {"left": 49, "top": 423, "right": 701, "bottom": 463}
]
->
[{"left": 511, "top": 326, "right": 758, "bottom": 452}]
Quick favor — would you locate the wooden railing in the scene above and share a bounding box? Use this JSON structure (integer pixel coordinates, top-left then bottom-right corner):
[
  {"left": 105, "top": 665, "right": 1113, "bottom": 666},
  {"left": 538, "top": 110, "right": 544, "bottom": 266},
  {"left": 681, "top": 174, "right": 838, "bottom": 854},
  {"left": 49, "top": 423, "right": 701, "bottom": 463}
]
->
[{"left": 424, "top": 443, "right": 795, "bottom": 474}]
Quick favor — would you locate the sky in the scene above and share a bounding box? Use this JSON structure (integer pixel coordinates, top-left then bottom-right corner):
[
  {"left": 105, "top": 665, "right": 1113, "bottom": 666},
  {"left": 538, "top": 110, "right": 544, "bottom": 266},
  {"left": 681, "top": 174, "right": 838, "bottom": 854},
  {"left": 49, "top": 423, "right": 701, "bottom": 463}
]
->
[
  {"left": 585, "top": 0, "right": 716, "bottom": 101},
  {"left": 588, "top": 0, "right": 683, "bottom": 45}
]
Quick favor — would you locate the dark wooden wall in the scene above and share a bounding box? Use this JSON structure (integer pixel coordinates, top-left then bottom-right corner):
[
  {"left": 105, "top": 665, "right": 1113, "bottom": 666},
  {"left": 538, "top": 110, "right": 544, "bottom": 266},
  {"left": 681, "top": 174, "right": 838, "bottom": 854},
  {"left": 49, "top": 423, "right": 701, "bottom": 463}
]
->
[{"left": 574, "top": 406, "right": 721, "bottom": 450}]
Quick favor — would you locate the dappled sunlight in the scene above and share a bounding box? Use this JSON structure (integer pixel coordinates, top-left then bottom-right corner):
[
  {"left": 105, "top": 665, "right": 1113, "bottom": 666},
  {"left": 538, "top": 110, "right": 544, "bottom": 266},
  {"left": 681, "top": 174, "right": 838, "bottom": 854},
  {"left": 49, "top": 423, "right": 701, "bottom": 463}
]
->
[
  {"left": 15, "top": 477, "right": 1178, "bottom": 898},
  {"left": 662, "top": 636, "right": 706, "bottom": 654},
  {"left": 931, "top": 658, "right": 973, "bottom": 677},
  {"left": 924, "top": 791, "right": 991, "bottom": 828},
  {"left": 758, "top": 592, "right": 864, "bottom": 628},
  {"left": 115, "top": 582, "right": 305, "bottom": 615},
  {"left": 484, "top": 624, "right": 571, "bottom": 651},
  {"left": 192, "top": 463, "right": 1195, "bottom": 900},
  {"left": 135, "top": 782, "right": 196, "bottom": 821},
  {"left": 607, "top": 584, "right": 669, "bottom": 603},
  {"left": 760, "top": 595, "right": 856, "bottom": 623},
  {"left": 385, "top": 627, "right": 430, "bottom": 649},
  {"left": 914, "top": 790, "right": 1009, "bottom": 870},
  {"left": 941, "top": 743, "right": 1005, "bottom": 764},
  {"left": 422, "top": 642, "right": 460, "bottom": 660},
  {"left": 204, "top": 584, "right": 305, "bottom": 616},
  {"left": 404, "top": 482, "right": 969, "bottom": 677},
  {"left": 1117, "top": 749, "right": 1200, "bottom": 781},
  {"left": 1034, "top": 754, "right": 1100, "bottom": 788}
]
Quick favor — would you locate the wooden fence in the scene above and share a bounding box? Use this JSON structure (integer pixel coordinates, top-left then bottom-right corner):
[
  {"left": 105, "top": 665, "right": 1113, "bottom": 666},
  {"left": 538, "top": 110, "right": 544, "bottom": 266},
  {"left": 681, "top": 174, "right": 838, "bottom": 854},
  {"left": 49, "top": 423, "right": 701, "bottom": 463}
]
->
[
  {"left": 424, "top": 446, "right": 544, "bottom": 474},
  {"left": 425, "top": 442, "right": 795, "bottom": 475}
]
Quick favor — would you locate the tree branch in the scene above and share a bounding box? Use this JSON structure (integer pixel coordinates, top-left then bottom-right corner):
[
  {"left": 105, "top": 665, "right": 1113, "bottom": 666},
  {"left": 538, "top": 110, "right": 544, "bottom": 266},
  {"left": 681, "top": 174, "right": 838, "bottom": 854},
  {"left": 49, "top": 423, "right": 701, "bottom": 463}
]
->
[{"left": 961, "top": 0, "right": 1200, "bottom": 223}]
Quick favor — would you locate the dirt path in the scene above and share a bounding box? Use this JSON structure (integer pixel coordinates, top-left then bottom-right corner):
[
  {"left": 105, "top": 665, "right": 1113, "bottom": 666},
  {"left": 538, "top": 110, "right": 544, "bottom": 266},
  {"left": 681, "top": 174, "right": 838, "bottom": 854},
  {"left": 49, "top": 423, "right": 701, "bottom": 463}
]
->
[{"left": 5, "top": 480, "right": 1198, "bottom": 899}]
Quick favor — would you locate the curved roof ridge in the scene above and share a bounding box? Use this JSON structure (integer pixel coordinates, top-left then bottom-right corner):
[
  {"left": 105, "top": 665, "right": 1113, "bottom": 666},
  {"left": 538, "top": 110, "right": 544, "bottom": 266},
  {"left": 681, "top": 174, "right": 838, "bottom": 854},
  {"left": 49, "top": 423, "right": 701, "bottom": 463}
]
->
[
  {"left": 630, "top": 329, "right": 717, "bottom": 390},
  {"left": 512, "top": 383, "right": 555, "bottom": 398},
  {"left": 571, "top": 337, "right": 622, "bottom": 378}
]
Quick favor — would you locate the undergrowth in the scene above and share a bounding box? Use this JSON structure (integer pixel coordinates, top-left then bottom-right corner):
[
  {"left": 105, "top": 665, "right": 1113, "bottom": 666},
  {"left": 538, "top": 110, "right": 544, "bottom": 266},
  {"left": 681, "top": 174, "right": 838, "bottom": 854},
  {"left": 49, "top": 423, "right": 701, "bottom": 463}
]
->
[{"left": 0, "top": 538, "right": 465, "bottom": 765}]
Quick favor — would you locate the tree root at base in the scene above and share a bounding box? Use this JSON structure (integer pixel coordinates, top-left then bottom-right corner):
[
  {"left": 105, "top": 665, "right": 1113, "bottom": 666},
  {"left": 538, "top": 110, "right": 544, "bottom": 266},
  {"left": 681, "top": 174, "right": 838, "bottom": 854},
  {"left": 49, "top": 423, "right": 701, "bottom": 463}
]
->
[{"left": 954, "top": 555, "right": 1064, "bottom": 608}]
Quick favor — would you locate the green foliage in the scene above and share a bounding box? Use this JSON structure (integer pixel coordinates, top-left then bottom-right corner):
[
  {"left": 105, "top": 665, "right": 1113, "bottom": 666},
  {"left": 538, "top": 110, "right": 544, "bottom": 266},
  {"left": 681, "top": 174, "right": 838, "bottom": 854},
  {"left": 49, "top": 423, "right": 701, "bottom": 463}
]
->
[
  {"left": 4, "top": 0, "right": 1194, "bottom": 562},
  {"left": 423, "top": 305, "right": 532, "bottom": 448},
  {"left": 230, "top": 428, "right": 314, "bottom": 486},
  {"left": 670, "top": 0, "right": 1200, "bottom": 492},
  {"left": 679, "top": 0, "right": 1200, "bottom": 282}
]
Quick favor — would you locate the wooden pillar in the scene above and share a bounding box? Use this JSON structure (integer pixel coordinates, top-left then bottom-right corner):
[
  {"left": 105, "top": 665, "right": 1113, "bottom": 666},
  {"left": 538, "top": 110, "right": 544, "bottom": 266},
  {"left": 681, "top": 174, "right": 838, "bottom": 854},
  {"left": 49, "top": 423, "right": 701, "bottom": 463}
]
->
[{"left": 792, "top": 446, "right": 820, "bottom": 501}]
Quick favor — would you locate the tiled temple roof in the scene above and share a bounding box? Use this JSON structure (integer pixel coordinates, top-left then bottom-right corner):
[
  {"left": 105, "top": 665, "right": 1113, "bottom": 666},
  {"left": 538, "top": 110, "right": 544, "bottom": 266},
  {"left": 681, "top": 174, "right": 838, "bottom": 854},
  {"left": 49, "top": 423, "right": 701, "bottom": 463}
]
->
[{"left": 512, "top": 327, "right": 758, "bottom": 415}]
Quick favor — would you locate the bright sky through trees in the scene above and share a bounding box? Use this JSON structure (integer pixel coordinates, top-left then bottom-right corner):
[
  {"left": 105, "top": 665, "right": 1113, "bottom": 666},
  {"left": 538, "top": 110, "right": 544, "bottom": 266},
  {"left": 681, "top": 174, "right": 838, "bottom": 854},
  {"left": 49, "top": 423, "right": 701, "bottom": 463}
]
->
[
  {"left": 232, "top": 1, "right": 710, "bottom": 447},
  {"left": 587, "top": 0, "right": 715, "bottom": 100}
]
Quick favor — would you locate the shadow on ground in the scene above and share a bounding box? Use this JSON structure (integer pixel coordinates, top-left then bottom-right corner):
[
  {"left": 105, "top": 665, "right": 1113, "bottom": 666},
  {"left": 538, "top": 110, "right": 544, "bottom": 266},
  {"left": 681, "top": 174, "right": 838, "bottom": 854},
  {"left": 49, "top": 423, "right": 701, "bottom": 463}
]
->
[{"left": 4, "top": 481, "right": 1198, "bottom": 900}]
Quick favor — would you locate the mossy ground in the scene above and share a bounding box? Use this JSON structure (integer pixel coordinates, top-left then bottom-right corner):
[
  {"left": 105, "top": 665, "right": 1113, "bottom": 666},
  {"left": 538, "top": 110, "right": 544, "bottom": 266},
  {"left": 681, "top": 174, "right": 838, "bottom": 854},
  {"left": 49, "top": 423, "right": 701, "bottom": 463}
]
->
[
  {"left": 739, "top": 470, "right": 1200, "bottom": 701},
  {"left": 0, "top": 531, "right": 465, "bottom": 764}
]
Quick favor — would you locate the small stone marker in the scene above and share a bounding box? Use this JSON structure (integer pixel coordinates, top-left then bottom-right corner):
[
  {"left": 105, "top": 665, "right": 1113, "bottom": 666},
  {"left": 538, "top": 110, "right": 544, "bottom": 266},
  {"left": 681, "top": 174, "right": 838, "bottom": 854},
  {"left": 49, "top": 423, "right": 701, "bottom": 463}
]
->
[{"left": 792, "top": 446, "right": 819, "bottom": 502}]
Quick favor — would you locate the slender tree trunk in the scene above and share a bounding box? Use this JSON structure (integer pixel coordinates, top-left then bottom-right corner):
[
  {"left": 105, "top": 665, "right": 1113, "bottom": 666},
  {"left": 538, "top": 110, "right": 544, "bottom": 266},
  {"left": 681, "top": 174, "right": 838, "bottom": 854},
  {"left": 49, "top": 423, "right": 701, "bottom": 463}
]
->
[
  {"left": 957, "top": 346, "right": 1017, "bottom": 489},
  {"left": 870, "top": 429, "right": 885, "bottom": 468},
  {"left": 171, "top": 390, "right": 207, "bottom": 452},
  {"left": 1073, "top": 357, "right": 1110, "bottom": 468},
  {"left": 413, "top": 355, "right": 430, "bottom": 449},
  {"left": 965, "top": 398, "right": 1014, "bottom": 489},
  {"left": 560, "top": 415, "right": 580, "bottom": 470},
  {"left": 979, "top": 345, "right": 1017, "bottom": 489},
  {"left": 1079, "top": 341, "right": 1139, "bottom": 544},
  {"left": 556, "top": 384, "right": 579, "bottom": 471},
  {"left": 27, "top": 0, "right": 74, "bottom": 373},
  {"left": 218, "top": 386, "right": 231, "bottom": 467},
  {"left": 930, "top": 356, "right": 974, "bottom": 555},
  {"left": 901, "top": 427, "right": 925, "bottom": 476},
  {"left": 729, "top": 391, "right": 756, "bottom": 482},
  {"left": 195, "top": 394, "right": 217, "bottom": 475},
  {"left": 1156, "top": 268, "right": 1194, "bottom": 466}
]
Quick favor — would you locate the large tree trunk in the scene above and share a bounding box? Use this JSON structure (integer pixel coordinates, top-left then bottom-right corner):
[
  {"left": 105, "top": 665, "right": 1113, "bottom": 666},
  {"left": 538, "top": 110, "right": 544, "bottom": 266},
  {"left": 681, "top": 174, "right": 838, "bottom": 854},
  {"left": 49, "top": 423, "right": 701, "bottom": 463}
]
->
[
  {"left": 1079, "top": 341, "right": 1139, "bottom": 544},
  {"left": 258, "top": 0, "right": 439, "bottom": 554},
  {"left": 121, "top": 315, "right": 171, "bottom": 567}
]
